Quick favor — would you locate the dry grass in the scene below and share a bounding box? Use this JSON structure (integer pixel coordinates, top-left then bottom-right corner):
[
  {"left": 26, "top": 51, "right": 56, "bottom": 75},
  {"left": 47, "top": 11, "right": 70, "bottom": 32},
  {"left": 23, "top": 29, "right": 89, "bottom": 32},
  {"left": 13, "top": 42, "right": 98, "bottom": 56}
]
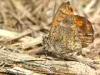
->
[{"left": 0, "top": 0, "right": 100, "bottom": 75}]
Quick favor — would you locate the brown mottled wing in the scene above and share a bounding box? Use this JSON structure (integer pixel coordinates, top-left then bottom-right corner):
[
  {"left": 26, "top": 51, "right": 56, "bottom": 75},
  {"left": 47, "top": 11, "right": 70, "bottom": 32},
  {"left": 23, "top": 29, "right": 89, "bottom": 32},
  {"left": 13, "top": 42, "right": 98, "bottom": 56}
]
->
[
  {"left": 49, "top": 1, "right": 74, "bottom": 42},
  {"left": 51, "top": 1, "right": 74, "bottom": 27},
  {"left": 73, "top": 15, "right": 94, "bottom": 47}
]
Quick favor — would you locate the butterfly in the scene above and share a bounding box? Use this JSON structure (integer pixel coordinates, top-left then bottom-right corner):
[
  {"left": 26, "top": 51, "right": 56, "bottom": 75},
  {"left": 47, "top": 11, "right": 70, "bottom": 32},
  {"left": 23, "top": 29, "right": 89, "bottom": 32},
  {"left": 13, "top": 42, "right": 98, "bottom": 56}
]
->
[{"left": 43, "top": 1, "right": 94, "bottom": 58}]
